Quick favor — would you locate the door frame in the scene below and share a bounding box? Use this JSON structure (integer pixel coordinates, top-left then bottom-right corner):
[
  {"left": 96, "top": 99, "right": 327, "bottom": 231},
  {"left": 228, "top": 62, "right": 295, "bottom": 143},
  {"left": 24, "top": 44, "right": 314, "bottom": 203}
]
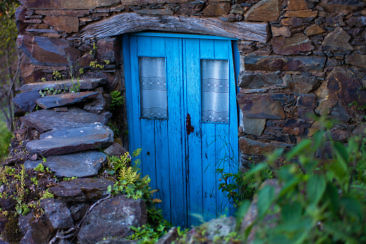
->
[{"left": 122, "top": 32, "right": 241, "bottom": 226}]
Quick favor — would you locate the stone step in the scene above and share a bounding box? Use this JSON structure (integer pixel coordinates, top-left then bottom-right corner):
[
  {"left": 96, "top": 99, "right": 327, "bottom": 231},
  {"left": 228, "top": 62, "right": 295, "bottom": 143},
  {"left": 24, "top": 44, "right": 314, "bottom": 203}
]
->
[
  {"left": 21, "top": 108, "right": 111, "bottom": 133},
  {"left": 49, "top": 178, "right": 114, "bottom": 203},
  {"left": 36, "top": 91, "right": 99, "bottom": 109},
  {"left": 24, "top": 151, "right": 107, "bottom": 178},
  {"left": 14, "top": 78, "right": 106, "bottom": 114},
  {"left": 19, "top": 78, "right": 106, "bottom": 93},
  {"left": 26, "top": 124, "right": 114, "bottom": 156}
]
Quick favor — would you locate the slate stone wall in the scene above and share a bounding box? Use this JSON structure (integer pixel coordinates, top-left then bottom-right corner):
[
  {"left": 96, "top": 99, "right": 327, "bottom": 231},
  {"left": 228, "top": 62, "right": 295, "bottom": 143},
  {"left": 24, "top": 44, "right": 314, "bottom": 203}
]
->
[{"left": 16, "top": 0, "right": 366, "bottom": 166}]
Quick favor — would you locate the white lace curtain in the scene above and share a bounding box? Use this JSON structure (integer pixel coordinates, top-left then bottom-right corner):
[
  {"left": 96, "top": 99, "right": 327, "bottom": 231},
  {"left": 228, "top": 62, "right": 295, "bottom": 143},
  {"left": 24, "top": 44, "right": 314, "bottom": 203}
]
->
[
  {"left": 139, "top": 57, "right": 167, "bottom": 119},
  {"left": 201, "top": 59, "right": 229, "bottom": 123}
]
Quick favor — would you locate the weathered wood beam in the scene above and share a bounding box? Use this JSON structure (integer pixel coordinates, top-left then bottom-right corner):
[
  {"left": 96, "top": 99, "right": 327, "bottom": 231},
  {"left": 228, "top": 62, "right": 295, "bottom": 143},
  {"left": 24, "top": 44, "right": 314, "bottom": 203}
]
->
[{"left": 81, "top": 13, "right": 269, "bottom": 43}]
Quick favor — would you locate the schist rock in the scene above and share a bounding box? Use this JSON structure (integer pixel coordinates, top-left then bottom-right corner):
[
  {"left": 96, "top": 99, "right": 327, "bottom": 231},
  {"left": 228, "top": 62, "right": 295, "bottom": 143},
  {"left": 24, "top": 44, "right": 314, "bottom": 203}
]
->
[
  {"left": 24, "top": 151, "right": 107, "bottom": 177},
  {"left": 21, "top": 108, "right": 111, "bottom": 133},
  {"left": 40, "top": 199, "right": 74, "bottom": 229},
  {"left": 77, "top": 195, "right": 147, "bottom": 244},
  {"left": 244, "top": 55, "right": 326, "bottom": 72},
  {"left": 49, "top": 178, "right": 114, "bottom": 203},
  {"left": 271, "top": 33, "right": 314, "bottom": 55},
  {"left": 237, "top": 94, "right": 285, "bottom": 120},
  {"left": 36, "top": 91, "right": 99, "bottom": 109},
  {"left": 17, "top": 35, "right": 80, "bottom": 66},
  {"left": 245, "top": 0, "right": 280, "bottom": 22},
  {"left": 19, "top": 78, "right": 106, "bottom": 93},
  {"left": 26, "top": 124, "right": 113, "bottom": 156}
]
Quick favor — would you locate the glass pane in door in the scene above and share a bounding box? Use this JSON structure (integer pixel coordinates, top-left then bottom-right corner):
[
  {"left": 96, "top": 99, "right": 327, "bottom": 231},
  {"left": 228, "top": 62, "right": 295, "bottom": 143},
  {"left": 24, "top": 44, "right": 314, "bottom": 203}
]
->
[
  {"left": 201, "top": 59, "right": 229, "bottom": 123},
  {"left": 139, "top": 57, "right": 167, "bottom": 119}
]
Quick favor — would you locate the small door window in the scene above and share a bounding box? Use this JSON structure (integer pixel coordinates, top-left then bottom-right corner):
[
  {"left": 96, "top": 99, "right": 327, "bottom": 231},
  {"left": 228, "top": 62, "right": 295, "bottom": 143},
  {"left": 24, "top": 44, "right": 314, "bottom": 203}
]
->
[
  {"left": 201, "top": 59, "right": 229, "bottom": 123},
  {"left": 139, "top": 57, "right": 167, "bottom": 119}
]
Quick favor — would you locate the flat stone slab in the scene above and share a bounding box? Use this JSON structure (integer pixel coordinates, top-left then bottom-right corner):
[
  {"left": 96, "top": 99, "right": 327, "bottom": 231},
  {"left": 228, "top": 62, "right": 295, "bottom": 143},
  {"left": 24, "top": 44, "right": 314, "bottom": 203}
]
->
[
  {"left": 78, "top": 195, "right": 147, "bottom": 244},
  {"left": 26, "top": 124, "right": 114, "bottom": 156},
  {"left": 25, "top": 151, "right": 107, "bottom": 177},
  {"left": 13, "top": 90, "right": 41, "bottom": 115},
  {"left": 244, "top": 55, "right": 326, "bottom": 72},
  {"left": 40, "top": 199, "right": 74, "bottom": 229},
  {"left": 19, "top": 78, "right": 106, "bottom": 93},
  {"left": 49, "top": 178, "right": 114, "bottom": 203},
  {"left": 21, "top": 108, "right": 111, "bottom": 133},
  {"left": 36, "top": 91, "right": 98, "bottom": 109}
]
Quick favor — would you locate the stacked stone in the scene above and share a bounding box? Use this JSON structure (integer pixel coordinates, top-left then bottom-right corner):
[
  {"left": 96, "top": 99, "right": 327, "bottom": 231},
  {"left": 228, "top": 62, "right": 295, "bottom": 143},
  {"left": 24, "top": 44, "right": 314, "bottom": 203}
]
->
[
  {"left": 237, "top": 0, "right": 366, "bottom": 165},
  {"left": 15, "top": 0, "right": 366, "bottom": 168},
  {"left": 11, "top": 77, "right": 147, "bottom": 243}
]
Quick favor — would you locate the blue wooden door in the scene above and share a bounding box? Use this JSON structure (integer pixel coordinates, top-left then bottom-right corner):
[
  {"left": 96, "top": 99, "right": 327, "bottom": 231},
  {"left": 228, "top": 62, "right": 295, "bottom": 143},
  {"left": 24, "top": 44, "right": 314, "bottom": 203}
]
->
[{"left": 123, "top": 33, "right": 238, "bottom": 227}]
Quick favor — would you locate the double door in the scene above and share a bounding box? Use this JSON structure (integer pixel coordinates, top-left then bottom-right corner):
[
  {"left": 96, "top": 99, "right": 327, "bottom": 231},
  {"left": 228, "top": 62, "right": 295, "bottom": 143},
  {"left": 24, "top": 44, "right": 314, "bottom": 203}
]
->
[{"left": 123, "top": 33, "right": 238, "bottom": 226}]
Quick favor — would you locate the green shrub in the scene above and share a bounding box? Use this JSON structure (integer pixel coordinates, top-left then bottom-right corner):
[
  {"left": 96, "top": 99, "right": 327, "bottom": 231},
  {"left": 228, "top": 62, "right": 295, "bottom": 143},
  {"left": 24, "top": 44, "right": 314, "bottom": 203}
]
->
[
  {"left": 128, "top": 224, "right": 169, "bottom": 243},
  {"left": 218, "top": 164, "right": 272, "bottom": 207},
  {"left": 110, "top": 90, "right": 124, "bottom": 111},
  {"left": 239, "top": 118, "right": 366, "bottom": 243},
  {"left": 107, "top": 150, "right": 171, "bottom": 242},
  {"left": 107, "top": 150, "right": 152, "bottom": 200},
  {"left": 0, "top": 120, "right": 12, "bottom": 160}
]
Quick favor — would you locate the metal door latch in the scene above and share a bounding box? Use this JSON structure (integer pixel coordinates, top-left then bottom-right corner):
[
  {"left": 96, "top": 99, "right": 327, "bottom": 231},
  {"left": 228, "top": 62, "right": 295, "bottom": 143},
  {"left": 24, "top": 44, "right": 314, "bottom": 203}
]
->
[{"left": 186, "top": 113, "right": 194, "bottom": 135}]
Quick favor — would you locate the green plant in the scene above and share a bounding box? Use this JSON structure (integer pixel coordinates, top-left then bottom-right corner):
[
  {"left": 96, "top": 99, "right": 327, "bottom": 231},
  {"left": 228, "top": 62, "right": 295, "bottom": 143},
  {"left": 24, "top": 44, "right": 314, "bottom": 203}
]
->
[
  {"left": 89, "top": 41, "right": 97, "bottom": 56},
  {"left": 239, "top": 117, "right": 366, "bottom": 243},
  {"left": 0, "top": 120, "right": 12, "bottom": 159},
  {"left": 176, "top": 226, "right": 189, "bottom": 240},
  {"left": 40, "top": 189, "right": 54, "bottom": 200},
  {"left": 107, "top": 149, "right": 171, "bottom": 241},
  {"left": 110, "top": 90, "right": 124, "bottom": 111},
  {"left": 107, "top": 151, "right": 152, "bottom": 200},
  {"left": 52, "top": 70, "right": 62, "bottom": 80},
  {"left": 89, "top": 60, "right": 104, "bottom": 69},
  {"left": 30, "top": 177, "right": 38, "bottom": 186},
  {"left": 34, "top": 163, "right": 49, "bottom": 173},
  {"left": 14, "top": 165, "right": 29, "bottom": 215},
  {"left": 69, "top": 79, "right": 80, "bottom": 93},
  {"left": 38, "top": 87, "right": 63, "bottom": 97},
  {"left": 217, "top": 165, "right": 272, "bottom": 207},
  {"left": 63, "top": 176, "right": 77, "bottom": 181},
  {"left": 128, "top": 224, "right": 169, "bottom": 243}
]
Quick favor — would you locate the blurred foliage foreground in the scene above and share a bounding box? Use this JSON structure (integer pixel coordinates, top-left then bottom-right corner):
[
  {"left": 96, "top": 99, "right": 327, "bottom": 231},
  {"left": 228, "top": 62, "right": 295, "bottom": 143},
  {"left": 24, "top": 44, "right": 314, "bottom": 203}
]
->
[{"left": 234, "top": 118, "right": 366, "bottom": 244}]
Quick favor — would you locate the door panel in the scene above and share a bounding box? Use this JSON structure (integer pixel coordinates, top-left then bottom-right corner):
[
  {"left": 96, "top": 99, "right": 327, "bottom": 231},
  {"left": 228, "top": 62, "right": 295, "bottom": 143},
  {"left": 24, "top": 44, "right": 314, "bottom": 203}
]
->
[
  {"left": 165, "top": 38, "right": 187, "bottom": 226},
  {"left": 185, "top": 39, "right": 236, "bottom": 224},
  {"left": 124, "top": 33, "right": 238, "bottom": 227},
  {"left": 184, "top": 39, "right": 203, "bottom": 226}
]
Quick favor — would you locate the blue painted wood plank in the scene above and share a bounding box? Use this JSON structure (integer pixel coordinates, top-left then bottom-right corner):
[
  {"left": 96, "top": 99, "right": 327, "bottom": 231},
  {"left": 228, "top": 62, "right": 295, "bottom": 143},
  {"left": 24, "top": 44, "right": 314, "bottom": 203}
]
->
[
  {"left": 228, "top": 41, "right": 239, "bottom": 215},
  {"left": 215, "top": 124, "right": 230, "bottom": 216},
  {"left": 151, "top": 37, "right": 171, "bottom": 221},
  {"left": 150, "top": 36, "right": 165, "bottom": 56},
  {"left": 154, "top": 119, "right": 171, "bottom": 221},
  {"left": 167, "top": 37, "right": 187, "bottom": 226},
  {"left": 184, "top": 38, "right": 203, "bottom": 226},
  {"left": 128, "top": 36, "right": 143, "bottom": 169},
  {"left": 137, "top": 36, "right": 158, "bottom": 191},
  {"left": 132, "top": 32, "right": 235, "bottom": 40},
  {"left": 137, "top": 36, "right": 152, "bottom": 56},
  {"left": 199, "top": 39, "right": 217, "bottom": 221},
  {"left": 213, "top": 40, "right": 231, "bottom": 216},
  {"left": 201, "top": 123, "right": 217, "bottom": 221},
  {"left": 122, "top": 36, "right": 133, "bottom": 151}
]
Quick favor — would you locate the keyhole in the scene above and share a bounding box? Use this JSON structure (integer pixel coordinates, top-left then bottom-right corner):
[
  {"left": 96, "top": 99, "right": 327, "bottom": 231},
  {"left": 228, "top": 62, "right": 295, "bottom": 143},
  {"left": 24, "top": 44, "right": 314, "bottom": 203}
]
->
[{"left": 147, "top": 151, "right": 150, "bottom": 156}]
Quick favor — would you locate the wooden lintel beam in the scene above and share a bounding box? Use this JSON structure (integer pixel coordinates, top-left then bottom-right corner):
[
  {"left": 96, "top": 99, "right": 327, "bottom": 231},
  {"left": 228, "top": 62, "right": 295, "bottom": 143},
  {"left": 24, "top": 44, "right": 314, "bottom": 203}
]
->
[{"left": 81, "top": 13, "right": 269, "bottom": 43}]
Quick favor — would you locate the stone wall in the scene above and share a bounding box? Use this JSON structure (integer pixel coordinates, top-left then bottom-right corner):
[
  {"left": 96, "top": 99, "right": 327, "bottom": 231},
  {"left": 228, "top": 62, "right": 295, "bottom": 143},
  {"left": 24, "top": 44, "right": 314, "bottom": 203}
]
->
[{"left": 16, "top": 0, "right": 366, "bottom": 166}]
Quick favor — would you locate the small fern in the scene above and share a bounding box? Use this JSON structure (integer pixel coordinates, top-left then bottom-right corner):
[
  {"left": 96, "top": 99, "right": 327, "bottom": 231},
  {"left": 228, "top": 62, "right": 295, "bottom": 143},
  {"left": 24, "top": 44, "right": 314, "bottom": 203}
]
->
[
  {"left": 107, "top": 150, "right": 152, "bottom": 200},
  {"left": 119, "top": 164, "right": 140, "bottom": 185},
  {"left": 110, "top": 90, "right": 124, "bottom": 111}
]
